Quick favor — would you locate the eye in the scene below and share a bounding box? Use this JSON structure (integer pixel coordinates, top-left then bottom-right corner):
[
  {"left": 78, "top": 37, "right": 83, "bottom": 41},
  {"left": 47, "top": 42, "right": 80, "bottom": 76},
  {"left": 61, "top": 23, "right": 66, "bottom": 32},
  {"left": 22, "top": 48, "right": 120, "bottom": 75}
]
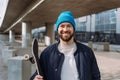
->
[
  {"left": 60, "top": 24, "right": 65, "bottom": 28},
  {"left": 67, "top": 25, "right": 71, "bottom": 27},
  {"left": 67, "top": 24, "right": 72, "bottom": 28}
]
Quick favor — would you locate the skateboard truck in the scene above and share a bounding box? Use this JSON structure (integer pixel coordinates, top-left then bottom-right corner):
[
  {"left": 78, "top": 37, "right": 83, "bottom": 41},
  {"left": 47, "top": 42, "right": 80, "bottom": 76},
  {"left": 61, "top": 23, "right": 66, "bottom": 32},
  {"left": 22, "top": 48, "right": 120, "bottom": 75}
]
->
[{"left": 24, "top": 54, "right": 35, "bottom": 64}]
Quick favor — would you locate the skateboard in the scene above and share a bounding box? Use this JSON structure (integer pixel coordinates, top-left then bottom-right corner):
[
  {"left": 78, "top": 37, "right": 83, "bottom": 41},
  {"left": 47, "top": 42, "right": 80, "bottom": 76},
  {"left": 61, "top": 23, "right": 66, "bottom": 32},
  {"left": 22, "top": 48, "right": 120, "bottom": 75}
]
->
[
  {"left": 24, "top": 38, "right": 43, "bottom": 76},
  {"left": 32, "top": 38, "right": 43, "bottom": 75}
]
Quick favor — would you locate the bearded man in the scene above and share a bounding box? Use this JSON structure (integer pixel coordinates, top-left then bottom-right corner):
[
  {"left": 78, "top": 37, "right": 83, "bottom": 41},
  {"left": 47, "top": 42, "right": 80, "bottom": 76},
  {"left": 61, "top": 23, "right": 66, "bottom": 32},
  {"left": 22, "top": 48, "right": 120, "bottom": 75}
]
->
[{"left": 30, "top": 11, "right": 101, "bottom": 80}]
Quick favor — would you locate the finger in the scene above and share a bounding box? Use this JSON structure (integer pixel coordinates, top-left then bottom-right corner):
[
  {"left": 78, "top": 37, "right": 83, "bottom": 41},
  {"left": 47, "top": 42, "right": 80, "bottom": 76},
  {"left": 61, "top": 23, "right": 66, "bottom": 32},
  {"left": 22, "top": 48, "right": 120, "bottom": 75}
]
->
[{"left": 36, "top": 75, "right": 43, "bottom": 79}]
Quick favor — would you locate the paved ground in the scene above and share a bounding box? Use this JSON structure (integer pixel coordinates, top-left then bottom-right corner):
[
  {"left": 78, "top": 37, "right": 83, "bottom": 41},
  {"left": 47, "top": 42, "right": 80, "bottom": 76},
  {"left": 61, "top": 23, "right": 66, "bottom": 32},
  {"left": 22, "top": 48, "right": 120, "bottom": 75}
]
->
[
  {"left": 95, "top": 51, "right": 120, "bottom": 80},
  {"left": 0, "top": 41, "right": 120, "bottom": 80},
  {"left": 0, "top": 53, "right": 8, "bottom": 80}
]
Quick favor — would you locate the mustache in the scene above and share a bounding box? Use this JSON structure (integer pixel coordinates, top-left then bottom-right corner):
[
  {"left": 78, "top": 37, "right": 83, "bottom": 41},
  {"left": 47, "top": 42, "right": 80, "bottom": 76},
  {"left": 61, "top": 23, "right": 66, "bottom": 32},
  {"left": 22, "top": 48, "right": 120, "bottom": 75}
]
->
[{"left": 60, "top": 31, "right": 70, "bottom": 34}]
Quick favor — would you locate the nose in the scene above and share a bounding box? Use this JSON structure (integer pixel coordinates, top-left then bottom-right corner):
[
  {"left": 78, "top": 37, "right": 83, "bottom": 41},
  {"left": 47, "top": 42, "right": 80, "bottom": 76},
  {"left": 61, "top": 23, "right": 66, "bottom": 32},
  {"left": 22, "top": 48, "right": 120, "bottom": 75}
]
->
[{"left": 63, "top": 26, "right": 68, "bottom": 31}]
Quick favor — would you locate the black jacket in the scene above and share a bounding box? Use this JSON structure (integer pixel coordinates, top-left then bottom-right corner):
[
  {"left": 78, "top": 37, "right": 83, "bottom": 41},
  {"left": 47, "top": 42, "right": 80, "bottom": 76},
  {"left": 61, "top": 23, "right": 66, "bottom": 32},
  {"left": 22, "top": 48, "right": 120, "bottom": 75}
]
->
[{"left": 30, "top": 41, "right": 101, "bottom": 80}]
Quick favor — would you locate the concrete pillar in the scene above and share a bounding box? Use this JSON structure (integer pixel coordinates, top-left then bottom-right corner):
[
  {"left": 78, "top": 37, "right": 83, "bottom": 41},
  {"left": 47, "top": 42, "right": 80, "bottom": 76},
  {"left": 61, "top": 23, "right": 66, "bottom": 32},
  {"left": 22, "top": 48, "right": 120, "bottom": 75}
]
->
[
  {"left": 45, "top": 23, "right": 55, "bottom": 45},
  {"left": 22, "top": 21, "right": 32, "bottom": 48},
  {"left": 88, "top": 41, "right": 93, "bottom": 49},
  {"left": 2, "top": 49, "right": 16, "bottom": 66},
  {"left": 8, "top": 56, "right": 31, "bottom": 80},
  {"left": 0, "top": 34, "right": 9, "bottom": 41},
  {"left": 91, "top": 14, "right": 95, "bottom": 32},
  {"left": 86, "top": 15, "right": 90, "bottom": 32},
  {"left": 9, "top": 30, "right": 15, "bottom": 43},
  {"left": 86, "top": 14, "right": 95, "bottom": 39},
  {"left": 116, "top": 8, "right": 120, "bottom": 34},
  {"left": 103, "top": 42, "right": 109, "bottom": 51}
]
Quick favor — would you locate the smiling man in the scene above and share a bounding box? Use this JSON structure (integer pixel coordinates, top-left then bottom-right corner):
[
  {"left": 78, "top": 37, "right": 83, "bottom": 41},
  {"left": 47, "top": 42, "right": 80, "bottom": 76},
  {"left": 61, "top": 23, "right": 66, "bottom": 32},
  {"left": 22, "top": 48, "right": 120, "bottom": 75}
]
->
[{"left": 30, "top": 11, "right": 101, "bottom": 80}]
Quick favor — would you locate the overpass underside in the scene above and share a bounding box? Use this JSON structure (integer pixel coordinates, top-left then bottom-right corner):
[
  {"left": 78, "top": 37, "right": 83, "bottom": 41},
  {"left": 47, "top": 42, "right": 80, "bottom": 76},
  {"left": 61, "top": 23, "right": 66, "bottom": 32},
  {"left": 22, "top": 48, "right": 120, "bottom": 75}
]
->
[{"left": 0, "top": 0, "right": 120, "bottom": 46}]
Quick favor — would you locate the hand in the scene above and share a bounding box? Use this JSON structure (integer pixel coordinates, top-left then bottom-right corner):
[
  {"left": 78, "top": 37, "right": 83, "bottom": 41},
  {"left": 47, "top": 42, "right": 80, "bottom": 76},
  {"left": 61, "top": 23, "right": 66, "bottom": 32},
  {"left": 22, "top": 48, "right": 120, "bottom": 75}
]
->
[{"left": 34, "top": 75, "right": 43, "bottom": 80}]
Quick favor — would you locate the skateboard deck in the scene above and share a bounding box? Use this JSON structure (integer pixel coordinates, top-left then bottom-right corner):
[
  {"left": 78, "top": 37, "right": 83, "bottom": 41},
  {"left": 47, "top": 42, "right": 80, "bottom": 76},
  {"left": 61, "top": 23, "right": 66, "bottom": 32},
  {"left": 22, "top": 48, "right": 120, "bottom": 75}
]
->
[{"left": 32, "top": 38, "right": 43, "bottom": 75}]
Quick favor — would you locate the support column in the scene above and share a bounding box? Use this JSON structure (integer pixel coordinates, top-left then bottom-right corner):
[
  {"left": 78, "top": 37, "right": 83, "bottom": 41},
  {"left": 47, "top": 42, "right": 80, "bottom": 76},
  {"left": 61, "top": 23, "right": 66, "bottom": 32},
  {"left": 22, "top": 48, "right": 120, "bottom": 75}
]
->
[
  {"left": 8, "top": 56, "right": 31, "bottom": 80},
  {"left": 45, "top": 23, "right": 55, "bottom": 45},
  {"left": 116, "top": 8, "right": 120, "bottom": 43},
  {"left": 91, "top": 14, "right": 95, "bottom": 32},
  {"left": 116, "top": 8, "right": 120, "bottom": 34},
  {"left": 9, "top": 30, "right": 15, "bottom": 43},
  {"left": 22, "top": 21, "right": 32, "bottom": 48}
]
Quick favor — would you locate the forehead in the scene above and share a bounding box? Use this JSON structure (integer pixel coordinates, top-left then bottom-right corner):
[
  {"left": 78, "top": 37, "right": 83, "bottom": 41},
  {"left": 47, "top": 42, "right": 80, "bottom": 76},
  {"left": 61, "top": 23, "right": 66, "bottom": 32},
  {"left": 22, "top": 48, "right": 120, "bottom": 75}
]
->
[{"left": 59, "top": 22, "right": 72, "bottom": 25}]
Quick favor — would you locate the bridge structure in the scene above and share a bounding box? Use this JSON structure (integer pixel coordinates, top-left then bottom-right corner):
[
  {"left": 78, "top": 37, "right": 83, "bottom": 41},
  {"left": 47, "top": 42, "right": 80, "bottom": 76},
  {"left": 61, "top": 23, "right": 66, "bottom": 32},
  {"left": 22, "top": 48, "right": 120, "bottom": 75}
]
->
[{"left": 1, "top": 0, "right": 120, "bottom": 47}]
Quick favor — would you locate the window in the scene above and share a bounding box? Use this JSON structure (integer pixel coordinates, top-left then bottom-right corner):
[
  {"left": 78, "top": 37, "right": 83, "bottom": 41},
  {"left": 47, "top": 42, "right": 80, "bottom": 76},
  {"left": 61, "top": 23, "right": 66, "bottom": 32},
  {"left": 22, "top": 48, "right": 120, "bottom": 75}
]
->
[
  {"left": 75, "top": 19, "right": 86, "bottom": 31},
  {"left": 95, "top": 9, "right": 116, "bottom": 33}
]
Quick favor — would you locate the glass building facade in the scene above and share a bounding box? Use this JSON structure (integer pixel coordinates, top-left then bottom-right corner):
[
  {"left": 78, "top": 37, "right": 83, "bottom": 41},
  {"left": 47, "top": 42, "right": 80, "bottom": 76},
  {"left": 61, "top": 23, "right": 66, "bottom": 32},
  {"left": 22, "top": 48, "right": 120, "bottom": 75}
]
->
[
  {"left": 75, "top": 21, "right": 87, "bottom": 41},
  {"left": 76, "top": 22, "right": 86, "bottom": 31},
  {"left": 95, "top": 9, "right": 116, "bottom": 33},
  {"left": 74, "top": 8, "right": 120, "bottom": 44}
]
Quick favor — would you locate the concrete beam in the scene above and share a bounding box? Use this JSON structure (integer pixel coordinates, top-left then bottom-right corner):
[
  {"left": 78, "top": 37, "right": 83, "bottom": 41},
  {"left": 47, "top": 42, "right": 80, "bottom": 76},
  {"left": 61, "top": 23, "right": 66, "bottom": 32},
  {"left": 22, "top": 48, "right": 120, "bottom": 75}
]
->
[{"left": 4, "top": 0, "right": 45, "bottom": 32}]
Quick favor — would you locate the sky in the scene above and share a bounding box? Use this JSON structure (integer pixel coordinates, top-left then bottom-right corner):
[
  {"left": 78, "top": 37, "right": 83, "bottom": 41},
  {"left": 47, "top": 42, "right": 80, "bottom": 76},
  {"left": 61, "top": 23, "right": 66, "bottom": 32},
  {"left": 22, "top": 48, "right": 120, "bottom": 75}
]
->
[{"left": 0, "top": 0, "right": 9, "bottom": 27}]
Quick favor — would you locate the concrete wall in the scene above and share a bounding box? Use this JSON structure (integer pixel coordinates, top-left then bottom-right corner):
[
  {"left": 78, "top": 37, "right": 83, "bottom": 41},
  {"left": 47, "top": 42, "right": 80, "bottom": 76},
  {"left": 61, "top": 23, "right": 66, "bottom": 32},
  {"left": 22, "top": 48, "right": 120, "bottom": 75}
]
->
[{"left": 0, "top": 34, "right": 9, "bottom": 41}]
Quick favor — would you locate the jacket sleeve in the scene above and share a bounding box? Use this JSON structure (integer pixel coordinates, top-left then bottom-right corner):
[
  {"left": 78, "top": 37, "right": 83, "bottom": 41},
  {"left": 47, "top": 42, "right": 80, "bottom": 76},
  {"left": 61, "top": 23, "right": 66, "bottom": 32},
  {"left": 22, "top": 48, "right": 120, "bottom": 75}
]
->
[
  {"left": 90, "top": 50, "right": 101, "bottom": 80},
  {"left": 29, "top": 71, "right": 37, "bottom": 80}
]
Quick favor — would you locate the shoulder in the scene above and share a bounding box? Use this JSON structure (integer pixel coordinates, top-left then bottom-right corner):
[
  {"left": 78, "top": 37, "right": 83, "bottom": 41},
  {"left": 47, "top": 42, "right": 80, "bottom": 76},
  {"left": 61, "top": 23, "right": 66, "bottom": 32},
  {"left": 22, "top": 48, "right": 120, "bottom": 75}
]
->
[
  {"left": 76, "top": 41, "right": 91, "bottom": 51},
  {"left": 40, "top": 42, "right": 58, "bottom": 56},
  {"left": 76, "top": 41, "right": 94, "bottom": 57},
  {"left": 44, "top": 42, "right": 58, "bottom": 51}
]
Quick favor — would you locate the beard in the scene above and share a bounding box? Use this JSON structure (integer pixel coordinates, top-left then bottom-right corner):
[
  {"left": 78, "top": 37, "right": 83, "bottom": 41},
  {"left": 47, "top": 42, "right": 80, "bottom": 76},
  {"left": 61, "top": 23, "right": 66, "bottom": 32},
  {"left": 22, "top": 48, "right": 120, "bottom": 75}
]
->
[{"left": 58, "top": 31, "right": 74, "bottom": 42}]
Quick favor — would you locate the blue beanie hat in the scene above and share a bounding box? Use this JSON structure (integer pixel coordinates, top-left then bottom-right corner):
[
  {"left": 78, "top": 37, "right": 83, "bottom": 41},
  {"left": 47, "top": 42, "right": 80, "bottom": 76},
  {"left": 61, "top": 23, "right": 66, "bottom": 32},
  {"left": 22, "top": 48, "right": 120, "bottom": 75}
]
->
[{"left": 56, "top": 11, "right": 75, "bottom": 31}]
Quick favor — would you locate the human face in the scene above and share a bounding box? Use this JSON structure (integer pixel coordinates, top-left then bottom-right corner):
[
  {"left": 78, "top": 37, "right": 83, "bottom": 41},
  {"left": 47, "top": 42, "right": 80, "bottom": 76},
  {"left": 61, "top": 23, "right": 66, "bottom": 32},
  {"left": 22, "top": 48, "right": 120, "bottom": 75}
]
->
[{"left": 58, "top": 22, "right": 74, "bottom": 42}]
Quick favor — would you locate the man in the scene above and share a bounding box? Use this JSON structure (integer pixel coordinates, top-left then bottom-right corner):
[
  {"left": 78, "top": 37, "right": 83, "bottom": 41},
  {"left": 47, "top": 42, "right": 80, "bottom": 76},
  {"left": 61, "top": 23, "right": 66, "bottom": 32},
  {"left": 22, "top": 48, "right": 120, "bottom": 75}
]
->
[{"left": 30, "top": 11, "right": 101, "bottom": 80}]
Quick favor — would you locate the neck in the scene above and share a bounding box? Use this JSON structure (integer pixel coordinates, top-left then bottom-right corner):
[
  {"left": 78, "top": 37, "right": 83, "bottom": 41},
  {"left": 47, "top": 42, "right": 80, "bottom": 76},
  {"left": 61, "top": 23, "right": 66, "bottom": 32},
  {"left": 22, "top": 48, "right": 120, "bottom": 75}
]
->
[{"left": 60, "top": 38, "right": 74, "bottom": 46}]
